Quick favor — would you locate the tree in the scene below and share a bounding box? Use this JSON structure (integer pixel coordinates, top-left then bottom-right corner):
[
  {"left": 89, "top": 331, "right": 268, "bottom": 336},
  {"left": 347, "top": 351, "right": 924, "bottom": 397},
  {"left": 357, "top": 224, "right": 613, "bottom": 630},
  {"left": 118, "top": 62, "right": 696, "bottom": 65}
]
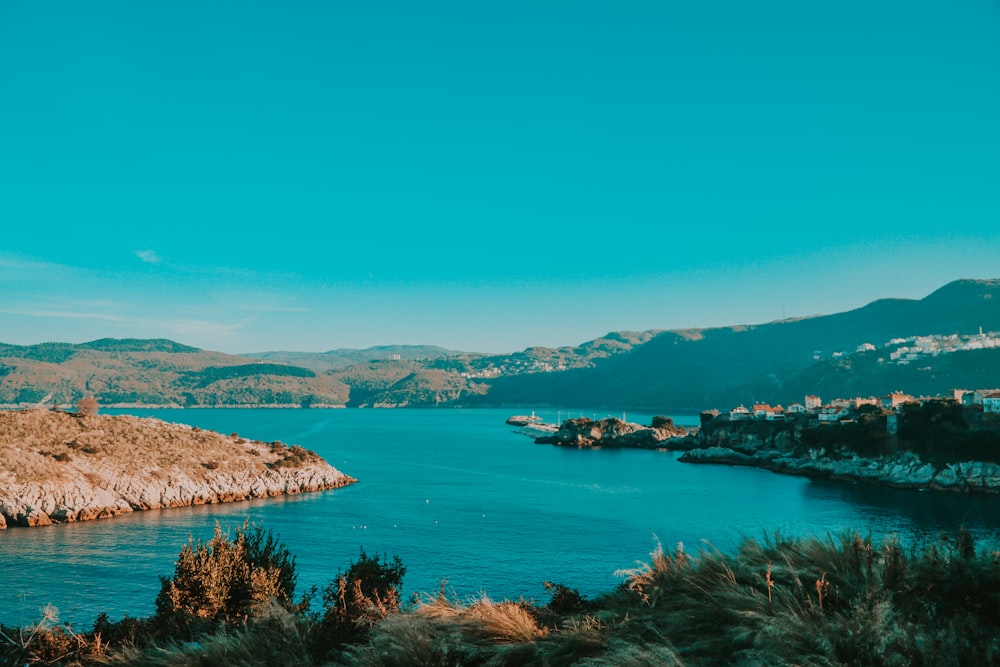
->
[{"left": 76, "top": 396, "right": 99, "bottom": 415}]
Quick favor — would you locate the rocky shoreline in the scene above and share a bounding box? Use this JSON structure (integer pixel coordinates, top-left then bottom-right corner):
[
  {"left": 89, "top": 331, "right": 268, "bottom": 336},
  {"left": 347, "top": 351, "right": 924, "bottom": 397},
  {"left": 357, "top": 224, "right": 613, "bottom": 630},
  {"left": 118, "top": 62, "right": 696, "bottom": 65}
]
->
[
  {"left": 679, "top": 444, "right": 1000, "bottom": 495},
  {"left": 532, "top": 416, "right": 693, "bottom": 449},
  {"left": 0, "top": 409, "right": 355, "bottom": 528}
]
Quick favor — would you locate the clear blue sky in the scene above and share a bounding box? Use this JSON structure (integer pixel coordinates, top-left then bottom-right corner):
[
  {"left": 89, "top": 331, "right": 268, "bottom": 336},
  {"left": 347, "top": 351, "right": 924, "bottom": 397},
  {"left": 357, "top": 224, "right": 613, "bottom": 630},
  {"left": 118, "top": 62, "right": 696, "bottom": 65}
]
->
[{"left": 2, "top": 1, "right": 998, "bottom": 353}]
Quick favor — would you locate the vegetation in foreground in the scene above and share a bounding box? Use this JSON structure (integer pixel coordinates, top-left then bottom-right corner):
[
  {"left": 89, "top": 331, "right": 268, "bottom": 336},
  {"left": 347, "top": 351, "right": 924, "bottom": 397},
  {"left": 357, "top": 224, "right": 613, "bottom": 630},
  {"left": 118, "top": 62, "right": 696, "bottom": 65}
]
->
[{"left": 3, "top": 524, "right": 1000, "bottom": 666}]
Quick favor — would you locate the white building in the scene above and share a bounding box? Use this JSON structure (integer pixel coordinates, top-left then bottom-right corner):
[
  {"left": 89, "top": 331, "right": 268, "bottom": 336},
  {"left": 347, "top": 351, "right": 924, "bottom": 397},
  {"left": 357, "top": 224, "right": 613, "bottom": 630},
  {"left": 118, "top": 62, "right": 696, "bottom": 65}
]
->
[{"left": 729, "top": 405, "right": 751, "bottom": 421}]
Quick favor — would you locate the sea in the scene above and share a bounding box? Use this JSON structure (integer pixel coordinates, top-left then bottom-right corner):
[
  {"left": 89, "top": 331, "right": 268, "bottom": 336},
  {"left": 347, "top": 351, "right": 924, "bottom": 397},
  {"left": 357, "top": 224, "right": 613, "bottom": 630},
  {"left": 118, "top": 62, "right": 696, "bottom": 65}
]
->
[{"left": 3, "top": 407, "right": 1000, "bottom": 628}]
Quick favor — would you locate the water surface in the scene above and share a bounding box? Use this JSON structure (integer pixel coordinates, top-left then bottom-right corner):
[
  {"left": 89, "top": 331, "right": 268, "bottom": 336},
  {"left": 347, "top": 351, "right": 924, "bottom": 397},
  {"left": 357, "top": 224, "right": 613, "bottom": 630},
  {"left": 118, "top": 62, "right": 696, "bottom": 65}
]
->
[{"left": 2, "top": 408, "right": 999, "bottom": 627}]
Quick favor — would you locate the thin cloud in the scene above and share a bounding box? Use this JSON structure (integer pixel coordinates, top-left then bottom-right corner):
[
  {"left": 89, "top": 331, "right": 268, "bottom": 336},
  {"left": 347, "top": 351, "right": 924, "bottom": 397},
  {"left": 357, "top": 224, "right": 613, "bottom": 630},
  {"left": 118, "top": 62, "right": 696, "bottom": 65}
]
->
[
  {"left": 0, "top": 254, "right": 77, "bottom": 278},
  {"left": 135, "top": 250, "right": 162, "bottom": 264},
  {"left": 0, "top": 307, "right": 130, "bottom": 323}
]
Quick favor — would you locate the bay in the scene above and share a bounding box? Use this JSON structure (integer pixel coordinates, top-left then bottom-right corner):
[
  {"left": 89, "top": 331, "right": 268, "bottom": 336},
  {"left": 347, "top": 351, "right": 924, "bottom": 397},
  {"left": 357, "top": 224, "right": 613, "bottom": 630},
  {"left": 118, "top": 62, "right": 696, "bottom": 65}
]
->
[{"left": 2, "top": 407, "right": 1000, "bottom": 628}]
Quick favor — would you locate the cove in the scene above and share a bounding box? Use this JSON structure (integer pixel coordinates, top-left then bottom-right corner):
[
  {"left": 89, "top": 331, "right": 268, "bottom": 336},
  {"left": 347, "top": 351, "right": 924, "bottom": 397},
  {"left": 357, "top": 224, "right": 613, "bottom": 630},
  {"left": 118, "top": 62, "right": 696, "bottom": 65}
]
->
[{"left": 3, "top": 407, "right": 1000, "bottom": 628}]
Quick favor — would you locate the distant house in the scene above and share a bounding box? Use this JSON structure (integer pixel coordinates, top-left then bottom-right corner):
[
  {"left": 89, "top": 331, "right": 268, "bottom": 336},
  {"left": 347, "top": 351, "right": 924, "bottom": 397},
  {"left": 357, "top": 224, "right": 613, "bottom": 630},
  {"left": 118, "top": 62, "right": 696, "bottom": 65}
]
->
[
  {"left": 984, "top": 392, "right": 1000, "bottom": 414},
  {"left": 962, "top": 390, "right": 986, "bottom": 406},
  {"left": 880, "top": 392, "right": 914, "bottom": 410},
  {"left": 853, "top": 396, "right": 879, "bottom": 408},
  {"left": 729, "top": 405, "right": 751, "bottom": 421},
  {"left": 856, "top": 342, "right": 876, "bottom": 353},
  {"left": 786, "top": 403, "right": 806, "bottom": 414},
  {"left": 753, "top": 404, "right": 785, "bottom": 421},
  {"left": 804, "top": 395, "right": 822, "bottom": 411}
]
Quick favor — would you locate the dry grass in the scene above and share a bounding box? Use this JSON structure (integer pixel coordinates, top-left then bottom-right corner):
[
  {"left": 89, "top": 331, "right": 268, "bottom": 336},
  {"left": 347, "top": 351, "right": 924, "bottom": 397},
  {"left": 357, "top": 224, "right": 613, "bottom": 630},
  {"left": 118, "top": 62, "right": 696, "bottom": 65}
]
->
[
  {"left": 0, "top": 409, "right": 322, "bottom": 483},
  {"left": 342, "top": 592, "right": 547, "bottom": 666},
  {"left": 7, "top": 528, "right": 1000, "bottom": 666},
  {"left": 416, "top": 593, "right": 547, "bottom": 643}
]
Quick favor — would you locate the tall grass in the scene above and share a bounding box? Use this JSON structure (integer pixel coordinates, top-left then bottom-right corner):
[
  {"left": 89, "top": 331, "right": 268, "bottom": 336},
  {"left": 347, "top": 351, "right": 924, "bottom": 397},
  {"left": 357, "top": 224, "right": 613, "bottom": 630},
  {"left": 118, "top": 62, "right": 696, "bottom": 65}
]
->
[{"left": 7, "top": 528, "right": 1000, "bottom": 666}]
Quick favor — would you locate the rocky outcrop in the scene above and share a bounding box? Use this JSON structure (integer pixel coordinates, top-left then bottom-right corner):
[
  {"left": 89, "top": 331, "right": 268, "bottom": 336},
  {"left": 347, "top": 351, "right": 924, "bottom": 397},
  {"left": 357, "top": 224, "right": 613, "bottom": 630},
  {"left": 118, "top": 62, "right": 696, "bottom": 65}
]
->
[
  {"left": 679, "top": 446, "right": 1000, "bottom": 495},
  {"left": 0, "top": 409, "right": 356, "bottom": 528},
  {"left": 535, "top": 417, "right": 691, "bottom": 449}
]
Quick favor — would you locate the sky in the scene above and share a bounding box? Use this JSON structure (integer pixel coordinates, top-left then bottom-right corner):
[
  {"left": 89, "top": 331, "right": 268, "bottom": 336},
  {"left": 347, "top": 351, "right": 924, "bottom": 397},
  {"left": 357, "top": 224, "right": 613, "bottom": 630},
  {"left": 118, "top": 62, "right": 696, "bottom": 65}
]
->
[{"left": 1, "top": 1, "right": 998, "bottom": 354}]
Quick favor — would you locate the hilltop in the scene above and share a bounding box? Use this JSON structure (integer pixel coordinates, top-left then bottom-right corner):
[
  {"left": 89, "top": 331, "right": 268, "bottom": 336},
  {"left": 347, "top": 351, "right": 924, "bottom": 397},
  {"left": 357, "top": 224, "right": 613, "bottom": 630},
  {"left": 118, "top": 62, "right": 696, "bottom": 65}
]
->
[{"left": 0, "top": 408, "right": 355, "bottom": 528}]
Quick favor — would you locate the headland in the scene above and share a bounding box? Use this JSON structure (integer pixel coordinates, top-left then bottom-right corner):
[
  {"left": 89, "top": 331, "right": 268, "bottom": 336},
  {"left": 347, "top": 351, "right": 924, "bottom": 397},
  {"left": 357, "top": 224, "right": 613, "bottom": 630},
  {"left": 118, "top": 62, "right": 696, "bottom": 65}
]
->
[{"left": 0, "top": 408, "right": 355, "bottom": 528}]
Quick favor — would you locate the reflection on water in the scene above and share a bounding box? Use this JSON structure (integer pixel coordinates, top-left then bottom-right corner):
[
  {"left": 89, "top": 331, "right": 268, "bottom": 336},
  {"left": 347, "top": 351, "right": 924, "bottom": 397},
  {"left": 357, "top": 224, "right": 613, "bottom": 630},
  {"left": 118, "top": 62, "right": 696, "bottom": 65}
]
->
[{"left": 803, "top": 477, "right": 1000, "bottom": 544}]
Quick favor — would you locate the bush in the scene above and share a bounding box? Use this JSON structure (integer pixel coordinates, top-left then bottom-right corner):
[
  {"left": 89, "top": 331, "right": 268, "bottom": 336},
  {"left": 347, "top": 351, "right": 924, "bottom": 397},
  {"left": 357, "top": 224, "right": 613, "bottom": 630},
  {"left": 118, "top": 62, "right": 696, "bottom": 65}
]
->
[
  {"left": 318, "top": 550, "right": 406, "bottom": 650},
  {"left": 651, "top": 415, "right": 675, "bottom": 430},
  {"left": 154, "top": 521, "right": 297, "bottom": 637},
  {"left": 76, "top": 396, "right": 99, "bottom": 415}
]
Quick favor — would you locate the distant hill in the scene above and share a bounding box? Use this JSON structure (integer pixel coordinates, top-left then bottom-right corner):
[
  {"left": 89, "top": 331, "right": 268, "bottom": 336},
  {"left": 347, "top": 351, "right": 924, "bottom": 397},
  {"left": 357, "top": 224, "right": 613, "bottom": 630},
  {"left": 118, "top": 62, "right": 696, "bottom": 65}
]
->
[
  {"left": 6, "top": 279, "right": 1000, "bottom": 411},
  {"left": 0, "top": 341, "right": 349, "bottom": 407},
  {"left": 245, "top": 345, "right": 463, "bottom": 372},
  {"left": 472, "top": 279, "right": 1000, "bottom": 411},
  {"left": 322, "top": 330, "right": 664, "bottom": 407}
]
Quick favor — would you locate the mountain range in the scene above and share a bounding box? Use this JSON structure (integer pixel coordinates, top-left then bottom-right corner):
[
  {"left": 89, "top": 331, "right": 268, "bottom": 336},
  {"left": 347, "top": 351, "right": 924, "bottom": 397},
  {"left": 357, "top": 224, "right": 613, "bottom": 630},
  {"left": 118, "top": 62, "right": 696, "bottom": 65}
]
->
[{"left": 2, "top": 279, "right": 999, "bottom": 412}]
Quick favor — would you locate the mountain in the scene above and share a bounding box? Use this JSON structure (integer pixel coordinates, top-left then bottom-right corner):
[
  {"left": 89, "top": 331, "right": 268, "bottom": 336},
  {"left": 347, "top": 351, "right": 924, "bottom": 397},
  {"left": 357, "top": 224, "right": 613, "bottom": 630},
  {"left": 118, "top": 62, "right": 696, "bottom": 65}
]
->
[
  {"left": 0, "top": 341, "right": 349, "bottom": 407},
  {"left": 244, "top": 345, "right": 463, "bottom": 372},
  {"left": 472, "top": 279, "right": 1000, "bottom": 411},
  {"left": 5, "top": 279, "right": 1000, "bottom": 411}
]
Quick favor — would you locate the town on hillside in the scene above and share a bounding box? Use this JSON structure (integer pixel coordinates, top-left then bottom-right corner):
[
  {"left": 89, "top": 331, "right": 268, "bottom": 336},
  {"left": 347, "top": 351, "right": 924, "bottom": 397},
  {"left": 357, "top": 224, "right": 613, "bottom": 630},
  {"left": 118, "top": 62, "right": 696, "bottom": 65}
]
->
[
  {"left": 821, "top": 329, "right": 1000, "bottom": 365},
  {"left": 720, "top": 388, "right": 1000, "bottom": 432}
]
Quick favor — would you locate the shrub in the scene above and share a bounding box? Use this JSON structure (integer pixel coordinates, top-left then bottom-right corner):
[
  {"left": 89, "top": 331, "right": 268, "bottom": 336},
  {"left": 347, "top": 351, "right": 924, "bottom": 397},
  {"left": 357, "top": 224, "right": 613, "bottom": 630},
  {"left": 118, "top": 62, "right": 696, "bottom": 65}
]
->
[
  {"left": 0, "top": 605, "right": 111, "bottom": 666},
  {"left": 318, "top": 550, "right": 406, "bottom": 649},
  {"left": 651, "top": 415, "right": 675, "bottom": 430},
  {"left": 154, "top": 521, "right": 297, "bottom": 637},
  {"left": 543, "top": 581, "right": 591, "bottom": 615}
]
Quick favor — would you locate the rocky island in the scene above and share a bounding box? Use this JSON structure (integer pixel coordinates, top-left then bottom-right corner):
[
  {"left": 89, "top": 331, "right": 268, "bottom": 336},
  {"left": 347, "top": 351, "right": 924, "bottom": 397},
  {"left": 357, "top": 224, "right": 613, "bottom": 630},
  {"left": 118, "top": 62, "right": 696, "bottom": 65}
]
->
[
  {"left": 533, "top": 415, "right": 693, "bottom": 449},
  {"left": 0, "top": 408, "right": 355, "bottom": 528}
]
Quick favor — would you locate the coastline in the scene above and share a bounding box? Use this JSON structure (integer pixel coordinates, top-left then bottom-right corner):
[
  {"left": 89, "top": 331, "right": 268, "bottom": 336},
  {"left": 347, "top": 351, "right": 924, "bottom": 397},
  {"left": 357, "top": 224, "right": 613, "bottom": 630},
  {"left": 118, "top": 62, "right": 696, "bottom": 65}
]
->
[
  {"left": 679, "top": 447, "right": 1000, "bottom": 495},
  {"left": 0, "top": 409, "right": 356, "bottom": 529}
]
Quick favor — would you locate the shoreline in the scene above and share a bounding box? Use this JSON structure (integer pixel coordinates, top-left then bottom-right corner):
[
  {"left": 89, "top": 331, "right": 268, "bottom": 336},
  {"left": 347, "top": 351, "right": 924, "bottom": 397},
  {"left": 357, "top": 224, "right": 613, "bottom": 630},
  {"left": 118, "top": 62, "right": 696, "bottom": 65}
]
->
[
  {"left": 0, "top": 410, "right": 356, "bottom": 529},
  {"left": 679, "top": 446, "right": 1000, "bottom": 495}
]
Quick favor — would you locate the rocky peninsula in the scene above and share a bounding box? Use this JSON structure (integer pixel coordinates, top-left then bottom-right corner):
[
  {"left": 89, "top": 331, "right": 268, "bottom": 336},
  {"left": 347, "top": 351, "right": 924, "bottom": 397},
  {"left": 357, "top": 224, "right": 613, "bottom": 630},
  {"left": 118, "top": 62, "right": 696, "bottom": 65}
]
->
[
  {"left": 0, "top": 409, "right": 355, "bottom": 528},
  {"left": 680, "top": 403, "right": 1000, "bottom": 494},
  {"left": 533, "top": 416, "right": 693, "bottom": 449}
]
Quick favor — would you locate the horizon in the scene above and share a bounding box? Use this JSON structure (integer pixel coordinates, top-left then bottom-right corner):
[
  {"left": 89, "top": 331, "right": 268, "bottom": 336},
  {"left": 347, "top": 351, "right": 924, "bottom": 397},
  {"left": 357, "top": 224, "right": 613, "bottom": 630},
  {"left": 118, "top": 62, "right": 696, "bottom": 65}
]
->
[
  {"left": 2, "top": 2, "right": 999, "bottom": 355},
  {"left": 2, "top": 276, "right": 995, "bottom": 356}
]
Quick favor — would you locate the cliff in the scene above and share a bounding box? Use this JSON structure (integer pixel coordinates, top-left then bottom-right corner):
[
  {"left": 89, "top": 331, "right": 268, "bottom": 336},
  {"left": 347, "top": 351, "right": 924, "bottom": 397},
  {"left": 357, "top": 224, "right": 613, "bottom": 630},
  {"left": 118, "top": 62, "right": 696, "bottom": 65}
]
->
[
  {"left": 679, "top": 417, "right": 1000, "bottom": 494},
  {"left": 0, "top": 409, "right": 356, "bottom": 528},
  {"left": 534, "top": 416, "right": 692, "bottom": 449}
]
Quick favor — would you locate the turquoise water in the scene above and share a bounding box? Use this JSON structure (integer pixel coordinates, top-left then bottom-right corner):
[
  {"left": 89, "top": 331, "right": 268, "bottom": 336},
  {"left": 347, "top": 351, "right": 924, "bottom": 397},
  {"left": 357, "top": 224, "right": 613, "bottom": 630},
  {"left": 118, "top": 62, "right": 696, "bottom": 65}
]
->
[{"left": 3, "top": 408, "right": 1000, "bottom": 628}]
